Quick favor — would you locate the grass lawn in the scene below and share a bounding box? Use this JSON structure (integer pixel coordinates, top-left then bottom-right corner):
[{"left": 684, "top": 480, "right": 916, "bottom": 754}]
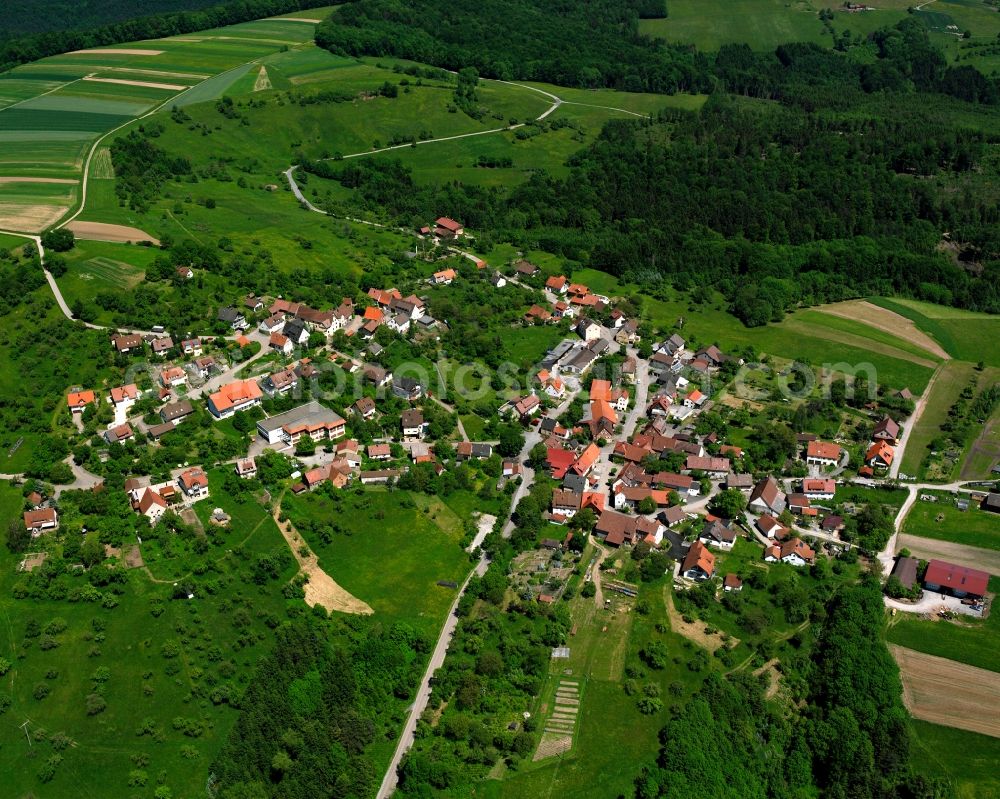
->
[
  {"left": 833, "top": 483, "right": 908, "bottom": 513},
  {"left": 886, "top": 579, "right": 1000, "bottom": 673},
  {"left": 903, "top": 491, "right": 1000, "bottom": 552},
  {"left": 283, "top": 487, "right": 471, "bottom": 638},
  {"left": 498, "top": 324, "right": 566, "bottom": 369},
  {"left": 908, "top": 719, "right": 1000, "bottom": 799}
]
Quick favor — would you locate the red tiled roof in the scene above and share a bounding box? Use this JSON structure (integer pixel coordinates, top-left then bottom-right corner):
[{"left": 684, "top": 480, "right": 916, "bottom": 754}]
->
[{"left": 924, "top": 560, "right": 989, "bottom": 597}]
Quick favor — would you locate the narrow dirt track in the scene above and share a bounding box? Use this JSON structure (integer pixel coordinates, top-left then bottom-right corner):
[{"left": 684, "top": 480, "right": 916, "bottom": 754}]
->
[{"left": 891, "top": 645, "right": 1000, "bottom": 738}]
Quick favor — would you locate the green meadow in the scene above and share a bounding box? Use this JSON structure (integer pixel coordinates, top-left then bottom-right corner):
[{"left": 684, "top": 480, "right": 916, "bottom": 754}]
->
[
  {"left": 908, "top": 719, "right": 1000, "bottom": 799},
  {"left": 283, "top": 488, "right": 472, "bottom": 639},
  {"left": 903, "top": 490, "right": 1000, "bottom": 552},
  {"left": 870, "top": 297, "right": 1000, "bottom": 367}
]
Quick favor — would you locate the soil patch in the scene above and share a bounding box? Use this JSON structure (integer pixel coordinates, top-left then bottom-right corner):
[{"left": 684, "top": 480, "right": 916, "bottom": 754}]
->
[
  {"left": 274, "top": 503, "right": 373, "bottom": 615},
  {"left": 178, "top": 507, "right": 205, "bottom": 536},
  {"left": 124, "top": 545, "right": 144, "bottom": 569},
  {"left": 897, "top": 533, "right": 1000, "bottom": 576},
  {"left": 19, "top": 553, "right": 47, "bottom": 572},
  {"left": 0, "top": 203, "right": 69, "bottom": 233},
  {"left": 665, "top": 585, "right": 738, "bottom": 653},
  {"left": 253, "top": 66, "right": 272, "bottom": 92},
  {"left": 891, "top": 645, "right": 1000, "bottom": 738},
  {"left": 66, "top": 220, "right": 160, "bottom": 245},
  {"left": 0, "top": 177, "right": 78, "bottom": 185},
  {"left": 816, "top": 300, "right": 951, "bottom": 360},
  {"left": 82, "top": 76, "right": 185, "bottom": 91},
  {"left": 71, "top": 48, "right": 164, "bottom": 55}
]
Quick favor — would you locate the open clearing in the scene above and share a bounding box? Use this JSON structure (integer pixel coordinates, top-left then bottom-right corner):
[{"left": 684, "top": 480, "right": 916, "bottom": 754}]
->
[
  {"left": 253, "top": 66, "right": 272, "bottom": 91},
  {"left": 891, "top": 645, "right": 1000, "bottom": 738},
  {"left": 274, "top": 506, "right": 373, "bottom": 615},
  {"left": 66, "top": 220, "right": 160, "bottom": 244},
  {"left": 897, "top": 533, "right": 1000, "bottom": 576},
  {"left": 816, "top": 299, "right": 951, "bottom": 360}
]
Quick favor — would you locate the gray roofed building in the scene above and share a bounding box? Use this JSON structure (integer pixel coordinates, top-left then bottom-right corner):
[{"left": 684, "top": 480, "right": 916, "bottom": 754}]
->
[{"left": 160, "top": 400, "right": 194, "bottom": 424}]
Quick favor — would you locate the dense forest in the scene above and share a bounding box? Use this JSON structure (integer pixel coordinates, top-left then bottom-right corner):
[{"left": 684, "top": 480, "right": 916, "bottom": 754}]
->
[
  {"left": 0, "top": 0, "right": 223, "bottom": 39},
  {"left": 0, "top": 0, "right": 330, "bottom": 71},
  {"left": 305, "top": 16, "right": 1000, "bottom": 323},
  {"left": 210, "top": 617, "right": 429, "bottom": 799},
  {"left": 636, "top": 577, "right": 945, "bottom": 799}
]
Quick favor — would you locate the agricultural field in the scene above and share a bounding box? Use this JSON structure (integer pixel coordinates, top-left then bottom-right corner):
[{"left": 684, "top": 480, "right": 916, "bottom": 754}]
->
[
  {"left": 871, "top": 297, "right": 1000, "bottom": 368},
  {"left": 890, "top": 645, "right": 1000, "bottom": 738},
  {"left": 0, "top": 12, "right": 328, "bottom": 233}
]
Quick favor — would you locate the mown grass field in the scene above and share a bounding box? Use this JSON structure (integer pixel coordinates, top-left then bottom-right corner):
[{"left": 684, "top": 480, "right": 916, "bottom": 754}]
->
[
  {"left": 903, "top": 491, "right": 1000, "bottom": 552},
  {"left": 283, "top": 487, "right": 472, "bottom": 639},
  {"left": 871, "top": 297, "right": 1000, "bottom": 367}
]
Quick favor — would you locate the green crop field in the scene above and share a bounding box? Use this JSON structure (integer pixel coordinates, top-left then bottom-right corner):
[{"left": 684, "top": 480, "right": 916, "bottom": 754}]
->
[
  {"left": 283, "top": 488, "right": 472, "bottom": 639},
  {"left": 903, "top": 491, "right": 1000, "bottom": 552},
  {"left": 908, "top": 719, "right": 1000, "bottom": 799},
  {"left": 899, "top": 361, "right": 977, "bottom": 477}
]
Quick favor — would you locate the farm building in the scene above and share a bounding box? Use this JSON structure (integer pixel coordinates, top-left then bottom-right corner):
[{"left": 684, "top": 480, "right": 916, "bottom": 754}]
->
[{"left": 923, "top": 560, "right": 989, "bottom": 599}]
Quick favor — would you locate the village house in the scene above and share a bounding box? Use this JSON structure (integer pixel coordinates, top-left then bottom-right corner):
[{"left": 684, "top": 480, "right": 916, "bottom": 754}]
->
[
  {"left": 104, "top": 422, "right": 134, "bottom": 445},
  {"left": 786, "top": 493, "right": 814, "bottom": 515},
  {"left": 304, "top": 462, "right": 352, "bottom": 491},
  {"left": 764, "top": 537, "right": 815, "bottom": 566},
  {"left": 590, "top": 379, "right": 629, "bottom": 412},
  {"left": 510, "top": 394, "right": 541, "bottom": 420},
  {"left": 256, "top": 402, "right": 345, "bottom": 445},
  {"left": 433, "top": 216, "right": 464, "bottom": 238},
  {"left": 401, "top": 409, "right": 426, "bottom": 440},
  {"left": 490, "top": 271, "right": 507, "bottom": 288},
  {"left": 363, "top": 364, "right": 393, "bottom": 388},
  {"left": 698, "top": 519, "right": 737, "bottom": 550},
  {"left": 551, "top": 489, "right": 582, "bottom": 521},
  {"left": 392, "top": 376, "right": 423, "bottom": 402},
  {"left": 681, "top": 541, "right": 716, "bottom": 581},
  {"left": 178, "top": 467, "right": 209, "bottom": 500},
  {"left": 433, "top": 268, "right": 457, "bottom": 285},
  {"left": 109, "top": 384, "right": 139, "bottom": 407},
  {"left": 612, "top": 485, "right": 670, "bottom": 512},
  {"left": 570, "top": 443, "right": 601, "bottom": 478},
  {"left": 368, "top": 443, "right": 392, "bottom": 461},
  {"left": 575, "top": 318, "right": 602, "bottom": 342},
  {"left": 802, "top": 478, "right": 836, "bottom": 501},
  {"left": 269, "top": 332, "right": 293, "bottom": 355},
  {"left": 111, "top": 333, "right": 143, "bottom": 354},
  {"left": 283, "top": 319, "right": 309, "bottom": 346},
  {"left": 260, "top": 314, "right": 286, "bottom": 334},
  {"left": 748, "top": 476, "right": 787, "bottom": 516},
  {"left": 806, "top": 440, "right": 842, "bottom": 469},
  {"left": 151, "top": 336, "right": 174, "bottom": 355},
  {"left": 508, "top": 259, "right": 536, "bottom": 278},
  {"left": 352, "top": 396, "right": 377, "bottom": 420},
  {"left": 180, "top": 338, "right": 202, "bottom": 356},
  {"left": 207, "top": 380, "right": 263, "bottom": 419},
  {"left": 685, "top": 455, "right": 730, "bottom": 479},
  {"left": 524, "top": 304, "right": 553, "bottom": 324},
  {"left": 24, "top": 507, "right": 58, "bottom": 534},
  {"left": 865, "top": 441, "right": 894, "bottom": 470},
  {"left": 160, "top": 366, "right": 187, "bottom": 388},
  {"left": 193, "top": 356, "right": 217, "bottom": 378},
  {"left": 67, "top": 390, "right": 96, "bottom": 413},
  {"left": 235, "top": 458, "right": 257, "bottom": 479},
  {"left": 176, "top": 265, "right": 194, "bottom": 280},
  {"left": 261, "top": 368, "right": 297, "bottom": 397},
  {"left": 545, "top": 275, "right": 568, "bottom": 294},
  {"left": 160, "top": 400, "right": 194, "bottom": 425},
  {"left": 584, "top": 398, "right": 618, "bottom": 438},
  {"left": 615, "top": 319, "right": 641, "bottom": 345},
  {"left": 218, "top": 306, "right": 247, "bottom": 330},
  {"left": 456, "top": 442, "right": 493, "bottom": 460},
  {"left": 725, "top": 473, "right": 754, "bottom": 492},
  {"left": 873, "top": 416, "right": 900, "bottom": 445}
]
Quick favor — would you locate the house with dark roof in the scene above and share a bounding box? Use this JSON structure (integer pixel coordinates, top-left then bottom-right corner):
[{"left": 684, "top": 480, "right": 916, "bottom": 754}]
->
[
  {"left": 217, "top": 306, "right": 247, "bottom": 330},
  {"left": 873, "top": 416, "right": 900, "bottom": 445},
  {"left": 698, "top": 520, "right": 737, "bottom": 551},
  {"left": 748, "top": 477, "right": 786, "bottom": 515},
  {"left": 401, "top": 409, "right": 426, "bottom": 440},
  {"left": 891, "top": 556, "right": 920, "bottom": 590}
]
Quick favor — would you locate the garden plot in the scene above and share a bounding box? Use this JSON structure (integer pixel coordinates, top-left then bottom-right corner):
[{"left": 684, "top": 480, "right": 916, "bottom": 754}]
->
[{"left": 535, "top": 677, "right": 582, "bottom": 760}]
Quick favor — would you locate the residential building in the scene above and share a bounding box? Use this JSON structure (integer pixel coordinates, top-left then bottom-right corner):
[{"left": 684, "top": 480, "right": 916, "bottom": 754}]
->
[
  {"left": 180, "top": 338, "right": 202, "bottom": 356},
  {"left": 67, "top": 390, "right": 96, "bottom": 413},
  {"left": 514, "top": 259, "right": 539, "bottom": 276},
  {"left": 401, "top": 409, "right": 426, "bottom": 440},
  {"left": 748, "top": 477, "right": 787, "bottom": 515},
  {"left": 575, "top": 318, "right": 601, "bottom": 342},
  {"left": 698, "top": 520, "right": 737, "bottom": 550},
  {"left": 270, "top": 332, "right": 293, "bottom": 355},
  {"left": 104, "top": 423, "right": 134, "bottom": 444},
  {"left": 764, "top": 538, "right": 815, "bottom": 567},
  {"left": 865, "top": 441, "right": 894, "bottom": 469},
  {"left": 723, "top": 574, "right": 743, "bottom": 592},
  {"left": 368, "top": 443, "right": 392, "bottom": 461},
  {"left": 207, "top": 380, "right": 263, "bottom": 419},
  {"left": 178, "top": 467, "right": 209, "bottom": 499},
  {"left": 873, "top": 416, "right": 900, "bottom": 445},
  {"left": 352, "top": 396, "right": 377, "bottom": 420},
  {"left": 434, "top": 216, "right": 464, "bottom": 238},
  {"left": 151, "top": 336, "right": 174, "bottom": 354},
  {"left": 681, "top": 541, "right": 715, "bottom": 580},
  {"left": 160, "top": 400, "right": 194, "bottom": 425},
  {"left": 802, "top": 478, "right": 836, "bottom": 501},
  {"left": 262, "top": 368, "right": 297, "bottom": 397},
  {"left": 235, "top": 458, "right": 257, "bottom": 479},
  {"left": 806, "top": 440, "right": 842, "bottom": 468},
  {"left": 256, "top": 402, "right": 346, "bottom": 445},
  {"left": 545, "top": 275, "right": 568, "bottom": 293},
  {"left": 111, "top": 333, "right": 142, "bottom": 354},
  {"left": 392, "top": 376, "right": 423, "bottom": 402},
  {"left": 456, "top": 442, "right": 493, "bottom": 460},
  {"left": 218, "top": 306, "right": 247, "bottom": 330},
  {"left": 433, "top": 268, "right": 457, "bottom": 285},
  {"left": 160, "top": 366, "right": 187, "bottom": 388},
  {"left": 109, "top": 384, "right": 139, "bottom": 407},
  {"left": 24, "top": 508, "right": 58, "bottom": 534}
]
